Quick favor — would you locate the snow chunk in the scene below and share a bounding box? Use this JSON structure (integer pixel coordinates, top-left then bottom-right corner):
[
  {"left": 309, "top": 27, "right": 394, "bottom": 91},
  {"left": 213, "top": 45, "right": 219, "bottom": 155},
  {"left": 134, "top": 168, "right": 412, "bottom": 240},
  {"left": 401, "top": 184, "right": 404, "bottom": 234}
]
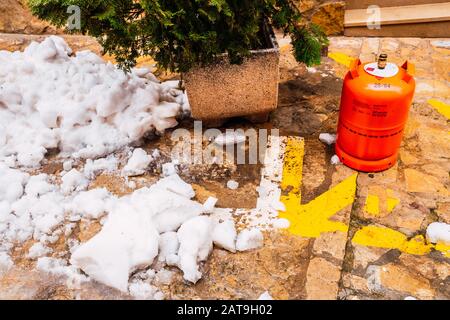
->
[
  {"left": 227, "top": 180, "right": 239, "bottom": 190},
  {"left": 426, "top": 222, "right": 450, "bottom": 245},
  {"left": 258, "top": 291, "right": 274, "bottom": 300},
  {"left": 214, "top": 132, "right": 246, "bottom": 145},
  {"left": 67, "top": 188, "right": 115, "bottom": 220},
  {"left": 122, "top": 148, "right": 152, "bottom": 177},
  {"left": 273, "top": 218, "right": 290, "bottom": 229},
  {"left": 236, "top": 228, "right": 264, "bottom": 251},
  {"left": 331, "top": 154, "right": 341, "bottom": 165},
  {"left": 319, "top": 133, "right": 336, "bottom": 145},
  {"left": 0, "top": 36, "right": 183, "bottom": 168},
  {"left": 212, "top": 220, "right": 237, "bottom": 253},
  {"left": 25, "top": 174, "right": 55, "bottom": 197},
  {"left": 61, "top": 169, "right": 89, "bottom": 195},
  {"left": 70, "top": 201, "right": 160, "bottom": 292},
  {"left": 129, "top": 280, "right": 164, "bottom": 300},
  {"left": 27, "top": 242, "right": 52, "bottom": 259},
  {"left": 152, "top": 174, "right": 195, "bottom": 199},
  {"left": 84, "top": 155, "right": 118, "bottom": 179},
  {"left": 158, "top": 232, "right": 179, "bottom": 263},
  {"left": 203, "top": 197, "right": 218, "bottom": 214},
  {"left": 162, "top": 162, "right": 178, "bottom": 177},
  {"left": 63, "top": 160, "right": 73, "bottom": 172},
  {"left": 155, "top": 269, "right": 175, "bottom": 285},
  {"left": 0, "top": 163, "right": 29, "bottom": 202},
  {"left": 177, "top": 216, "right": 214, "bottom": 283},
  {"left": 36, "top": 257, "right": 88, "bottom": 287},
  {"left": 0, "top": 252, "right": 13, "bottom": 275}
]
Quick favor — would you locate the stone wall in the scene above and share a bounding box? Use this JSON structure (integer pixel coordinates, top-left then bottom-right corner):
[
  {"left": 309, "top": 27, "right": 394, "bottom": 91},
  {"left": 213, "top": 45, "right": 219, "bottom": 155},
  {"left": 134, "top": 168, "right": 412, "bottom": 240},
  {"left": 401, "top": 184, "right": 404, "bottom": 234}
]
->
[
  {"left": 294, "top": 0, "right": 346, "bottom": 35},
  {"left": 1, "top": 0, "right": 346, "bottom": 36},
  {"left": 0, "top": 0, "right": 60, "bottom": 34}
]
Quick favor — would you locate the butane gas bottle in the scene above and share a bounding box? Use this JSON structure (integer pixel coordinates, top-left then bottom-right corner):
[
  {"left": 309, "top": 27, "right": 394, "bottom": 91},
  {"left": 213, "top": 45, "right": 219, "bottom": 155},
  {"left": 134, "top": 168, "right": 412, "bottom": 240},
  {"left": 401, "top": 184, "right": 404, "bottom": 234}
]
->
[{"left": 335, "top": 54, "right": 416, "bottom": 172}]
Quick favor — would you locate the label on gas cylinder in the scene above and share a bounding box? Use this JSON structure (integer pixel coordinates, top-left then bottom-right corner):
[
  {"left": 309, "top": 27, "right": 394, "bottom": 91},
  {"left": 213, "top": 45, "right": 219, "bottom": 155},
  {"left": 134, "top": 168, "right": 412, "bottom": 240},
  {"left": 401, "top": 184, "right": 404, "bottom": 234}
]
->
[
  {"left": 364, "top": 62, "right": 399, "bottom": 78},
  {"left": 352, "top": 100, "right": 388, "bottom": 118}
]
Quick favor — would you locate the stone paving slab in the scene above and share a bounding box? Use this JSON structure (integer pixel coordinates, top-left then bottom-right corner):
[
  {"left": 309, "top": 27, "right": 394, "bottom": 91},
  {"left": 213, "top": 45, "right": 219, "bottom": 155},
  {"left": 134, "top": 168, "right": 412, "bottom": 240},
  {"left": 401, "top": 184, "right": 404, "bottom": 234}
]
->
[{"left": 0, "top": 32, "right": 448, "bottom": 300}]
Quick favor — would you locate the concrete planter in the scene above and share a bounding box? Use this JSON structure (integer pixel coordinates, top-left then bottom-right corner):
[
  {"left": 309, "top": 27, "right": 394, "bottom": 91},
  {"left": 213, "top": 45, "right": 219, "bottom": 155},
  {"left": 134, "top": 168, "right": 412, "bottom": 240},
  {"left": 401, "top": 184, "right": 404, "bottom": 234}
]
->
[{"left": 184, "top": 26, "right": 280, "bottom": 123}]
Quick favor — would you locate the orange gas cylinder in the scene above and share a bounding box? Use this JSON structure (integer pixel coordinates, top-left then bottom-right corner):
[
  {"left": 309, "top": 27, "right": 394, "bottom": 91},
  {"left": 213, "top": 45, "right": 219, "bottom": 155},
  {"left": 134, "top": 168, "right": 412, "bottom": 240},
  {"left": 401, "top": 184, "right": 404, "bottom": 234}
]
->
[{"left": 335, "top": 55, "right": 416, "bottom": 172}]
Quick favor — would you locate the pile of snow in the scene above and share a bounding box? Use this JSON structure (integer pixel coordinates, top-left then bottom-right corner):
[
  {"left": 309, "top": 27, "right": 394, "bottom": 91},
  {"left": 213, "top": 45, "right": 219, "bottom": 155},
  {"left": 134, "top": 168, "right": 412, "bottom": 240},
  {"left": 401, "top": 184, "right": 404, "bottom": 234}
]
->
[
  {"left": 0, "top": 36, "right": 186, "bottom": 168},
  {"left": 0, "top": 36, "right": 272, "bottom": 298},
  {"left": 70, "top": 174, "right": 262, "bottom": 291},
  {"left": 426, "top": 222, "right": 450, "bottom": 245},
  {"left": 0, "top": 155, "right": 263, "bottom": 294}
]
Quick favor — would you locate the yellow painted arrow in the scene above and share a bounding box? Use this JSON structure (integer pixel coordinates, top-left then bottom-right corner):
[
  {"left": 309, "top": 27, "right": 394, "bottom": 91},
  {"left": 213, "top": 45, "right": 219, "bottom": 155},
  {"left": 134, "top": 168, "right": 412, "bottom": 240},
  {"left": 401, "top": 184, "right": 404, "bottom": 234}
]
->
[{"left": 278, "top": 137, "right": 358, "bottom": 238}]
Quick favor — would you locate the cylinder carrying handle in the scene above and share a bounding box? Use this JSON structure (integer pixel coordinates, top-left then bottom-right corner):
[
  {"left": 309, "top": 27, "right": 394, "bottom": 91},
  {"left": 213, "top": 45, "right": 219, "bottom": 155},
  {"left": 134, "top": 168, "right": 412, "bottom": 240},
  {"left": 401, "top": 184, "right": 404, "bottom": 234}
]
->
[
  {"left": 349, "top": 59, "right": 362, "bottom": 79},
  {"left": 401, "top": 61, "right": 415, "bottom": 83}
]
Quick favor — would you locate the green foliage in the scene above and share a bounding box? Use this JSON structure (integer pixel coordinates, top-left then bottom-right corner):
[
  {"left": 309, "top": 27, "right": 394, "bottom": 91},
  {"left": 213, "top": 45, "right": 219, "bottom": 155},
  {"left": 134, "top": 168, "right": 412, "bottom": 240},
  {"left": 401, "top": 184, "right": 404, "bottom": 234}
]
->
[{"left": 28, "top": 0, "right": 328, "bottom": 72}]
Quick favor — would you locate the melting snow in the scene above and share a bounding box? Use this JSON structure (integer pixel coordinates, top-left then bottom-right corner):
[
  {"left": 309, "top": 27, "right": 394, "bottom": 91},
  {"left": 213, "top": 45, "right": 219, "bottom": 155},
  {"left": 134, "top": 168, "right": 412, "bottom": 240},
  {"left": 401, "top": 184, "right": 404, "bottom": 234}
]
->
[
  {"left": 0, "top": 36, "right": 272, "bottom": 298},
  {"left": 0, "top": 36, "right": 184, "bottom": 168}
]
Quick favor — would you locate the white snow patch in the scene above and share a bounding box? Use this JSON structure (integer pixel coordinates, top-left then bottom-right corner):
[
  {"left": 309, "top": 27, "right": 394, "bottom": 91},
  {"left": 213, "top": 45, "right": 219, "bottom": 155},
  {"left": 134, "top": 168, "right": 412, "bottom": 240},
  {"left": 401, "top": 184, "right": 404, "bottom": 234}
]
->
[
  {"left": 69, "top": 174, "right": 205, "bottom": 291},
  {"left": 227, "top": 180, "right": 239, "bottom": 190},
  {"left": 258, "top": 291, "right": 274, "bottom": 300},
  {"left": 25, "top": 174, "right": 55, "bottom": 197},
  {"left": 177, "top": 216, "right": 214, "bottom": 283},
  {"left": 155, "top": 268, "right": 175, "bottom": 285},
  {"left": 214, "top": 132, "right": 246, "bottom": 145},
  {"left": 70, "top": 200, "right": 160, "bottom": 292},
  {"left": 236, "top": 228, "right": 264, "bottom": 252},
  {"left": 128, "top": 280, "right": 164, "bottom": 300},
  {"left": 0, "top": 251, "right": 13, "bottom": 275},
  {"left": 63, "top": 160, "right": 73, "bottom": 172},
  {"left": 36, "top": 257, "right": 89, "bottom": 288},
  {"left": 273, "top": 218, "right": 290, "bottom": 229},
  {"left": 212, "top": 219, "right": 237, "bottom": 253},
  {"left": 203, "top": 197, "right": 218, "bottom": 214},
  {"left": 162, "top": 162, "right": 178, "bottom": 177},
  {"left": 67, "top": 188, "right": 115, "bottom": 220},
  {"left": 0, "top": 36, "right": 184, "bottom": 168},
  {"left": 319, "top": 133, "right": 336, "bottom": 145},
  {"left": 331, "top": 154, "right": 341, "bottom": 165},
  {"left": 158, "top": 232, "right": 179, "bottom": 264},
  {"left": 84, "top": 155, "right": 118, "bottom": 179},
  {"left": 61, "top": 169, "right": 89, "bottom": 195},
  {"left": 426, "top": 222, "right": 450, "bottom": 245},
  {"left": 0, "top": 163, "right": 29, "bottom": 202},
  {"left": 122, "top": 148, "right": 152, "bottom": 177},
  {"left": 27, "top": 242, "right": 52, "bottom": 259}
]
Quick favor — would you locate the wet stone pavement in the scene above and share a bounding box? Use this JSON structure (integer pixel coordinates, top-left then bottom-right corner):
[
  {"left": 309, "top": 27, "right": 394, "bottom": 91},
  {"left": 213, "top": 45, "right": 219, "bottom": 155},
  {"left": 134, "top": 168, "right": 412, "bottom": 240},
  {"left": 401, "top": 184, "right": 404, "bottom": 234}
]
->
[{"left": 0, "top": 33, "right": 448, "bottom": 300}]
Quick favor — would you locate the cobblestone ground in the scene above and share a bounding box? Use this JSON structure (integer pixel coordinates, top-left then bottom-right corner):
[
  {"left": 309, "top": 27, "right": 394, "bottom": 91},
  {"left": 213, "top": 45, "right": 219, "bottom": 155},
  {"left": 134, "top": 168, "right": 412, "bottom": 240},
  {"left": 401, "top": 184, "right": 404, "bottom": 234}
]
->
[{"left": 0, "top": 33, "right": 448, "bottom": 300}]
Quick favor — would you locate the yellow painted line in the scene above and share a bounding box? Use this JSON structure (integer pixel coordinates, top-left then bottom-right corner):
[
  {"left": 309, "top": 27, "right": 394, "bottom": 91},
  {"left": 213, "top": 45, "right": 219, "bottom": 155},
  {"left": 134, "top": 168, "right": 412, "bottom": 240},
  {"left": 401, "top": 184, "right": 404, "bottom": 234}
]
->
[
  {"left": 387, "top": 189, "right": 400, "bottom": 213},
  {"left": 279, "top": 137, "right": 304, "bottom": 214},
  {"left": 274, "top": 137, "right": 448, "bottom": 258},
  {"left": 364, "top": 189, "right": 399, "bottom": 216},
  {"left": 353, "top": 225, "right": 450, "bottom": 257},
  {"left": 328, "top": 52, "right": 355, "bottom": 68},
  {"left": 428, "top": 99, "right": 450, "bottom": 120},
  {"left": 278, "top": 136, "right": 358, "bottom": 237},
  {"left": 364, "top": 194, "right": 380, "bottom": 216}
]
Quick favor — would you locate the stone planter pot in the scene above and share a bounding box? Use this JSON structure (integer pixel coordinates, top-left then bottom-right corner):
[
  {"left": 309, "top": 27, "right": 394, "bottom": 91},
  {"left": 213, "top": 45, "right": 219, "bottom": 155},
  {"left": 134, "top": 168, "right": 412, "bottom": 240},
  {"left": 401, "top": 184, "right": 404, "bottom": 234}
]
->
[{"left": 183, "top": 26, "right": 280, "bottom": 124}]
